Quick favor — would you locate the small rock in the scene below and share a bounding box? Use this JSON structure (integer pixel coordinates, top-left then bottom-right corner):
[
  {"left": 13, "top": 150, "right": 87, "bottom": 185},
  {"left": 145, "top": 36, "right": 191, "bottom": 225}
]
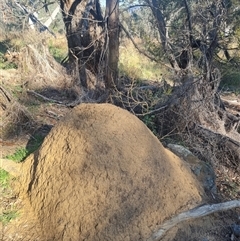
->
[
  {"left": 167, "top": 143, "right": 192, "bottom": 157},
  {"left": 167, "top": 144, "right": 216, "bottom": 193}
]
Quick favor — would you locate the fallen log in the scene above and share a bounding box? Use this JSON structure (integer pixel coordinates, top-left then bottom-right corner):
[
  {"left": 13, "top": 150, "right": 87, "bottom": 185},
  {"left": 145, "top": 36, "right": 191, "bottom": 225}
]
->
[
  {"left": 147, "top": 200, "right": 240, "bottom": 241},
  {"left": 193, "top": 124, "right": 240, "bottom": 162},
  {"left": 221, "top": 96, "right": 240, "bottom": 112}
]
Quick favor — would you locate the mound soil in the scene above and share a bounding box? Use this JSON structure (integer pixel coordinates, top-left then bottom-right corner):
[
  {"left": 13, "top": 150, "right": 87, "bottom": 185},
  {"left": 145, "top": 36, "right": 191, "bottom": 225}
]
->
[{"left": 5, "top": 103, "right": 205, "bottom": 240}]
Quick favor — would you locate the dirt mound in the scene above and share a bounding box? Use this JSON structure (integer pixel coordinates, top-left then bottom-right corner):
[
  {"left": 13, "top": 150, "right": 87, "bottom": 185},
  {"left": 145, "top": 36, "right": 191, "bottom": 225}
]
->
[{"left": 13, "top": 103, "right": 204, "bottom": 240}]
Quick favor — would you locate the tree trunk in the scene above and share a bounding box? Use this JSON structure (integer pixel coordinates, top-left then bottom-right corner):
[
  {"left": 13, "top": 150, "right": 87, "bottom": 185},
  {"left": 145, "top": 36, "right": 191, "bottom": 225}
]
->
[
  {"left": 105, "top": 0, "right": 120, "bottom": 89},
  {"left": 60, "top": 0, "right": 104, "bottom": 88},
  {"left": 60, "top": 0, "right": 120, "bottom": 91},
  {"left": 148, "top": 0, "right": 180, "bottom": 71}
]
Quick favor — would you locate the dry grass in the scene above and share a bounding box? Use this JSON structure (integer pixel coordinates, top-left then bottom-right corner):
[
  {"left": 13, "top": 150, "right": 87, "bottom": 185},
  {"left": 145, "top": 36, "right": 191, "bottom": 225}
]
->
[
  {"left": 0, "top": 31, "right": 73, "bottom": 140},
  {"left": 119, "top": 39, "right": 166, "bottom": 81},
  {"left": 47, "top": 35, "right": 68, "bottom": 63},
  {"left": 0, "top": 86, "right": 34, "bottom": 139},
  {"left": 1, "top": 31, "right": 72, "bottom": 90}
]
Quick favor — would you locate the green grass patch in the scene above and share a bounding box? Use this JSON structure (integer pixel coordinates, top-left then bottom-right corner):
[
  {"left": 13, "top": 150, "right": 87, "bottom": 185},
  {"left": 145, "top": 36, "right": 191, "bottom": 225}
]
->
[
  {"left": 0, "top": 169, "right": 11, "bottom": 189},
  {"left": 0, "top": 210, "right": 19, "bottom": 225},
  {"left": 48, "top": 37, "right": 68, "bottom": 63},
  {"left": 0, "top": 169, "right": 18, "bottom": 225},
  {"left": 141, "top": 114, "right": 158, "bottom": 135},
  {"left": 0, "top": 134, "right": 45, "bottom": 225},
  {"left": 49, "top": 45, "right": 67, "bottom": 63},
  {"left": 6, "top": 135, "right": 45, "bottom": 163},
  {"left": 5, "top": 148, "right": 29, "bottom": 163},
  {"left": 0, "top": 52, "right": 17, "bottom": 70},
  {"left": 0, "top": 61, "right": 18, "bottom": 70},
  {"left": 12, "top": 85, "right": 24, "bottom": 96}
]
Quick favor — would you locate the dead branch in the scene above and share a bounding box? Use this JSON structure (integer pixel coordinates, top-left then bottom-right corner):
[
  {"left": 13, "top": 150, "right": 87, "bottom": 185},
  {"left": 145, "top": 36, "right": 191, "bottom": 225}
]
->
[
  {"left": 136, "top": 106, "right": 167, "bottom": 116},
  {"left": 191, "top": 124, "right": 240, "bottom": 170},
  {"left": 221, "top": 96, "right": 240, "bottom": 112},
  {"left": 195, "top": 124, "right": 240, "bottom": 148},
  {"left": 147, "top": 200, "right": 240, "bottom": 241},
  {"left": 27, "top": 89, "right": 108, "bottom": 108},
  {"left": 0, "top": 85, "right": 12, "bottom": 103},
  {"left": 27, "top": 90, "right": 66, "bottom": 105}
]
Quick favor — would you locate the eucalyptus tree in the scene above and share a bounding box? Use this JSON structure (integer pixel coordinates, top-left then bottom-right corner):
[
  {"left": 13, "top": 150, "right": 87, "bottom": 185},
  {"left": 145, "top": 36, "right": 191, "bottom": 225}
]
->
[{"left": 59, "top": 0, "right": 120, "bottom": 90}]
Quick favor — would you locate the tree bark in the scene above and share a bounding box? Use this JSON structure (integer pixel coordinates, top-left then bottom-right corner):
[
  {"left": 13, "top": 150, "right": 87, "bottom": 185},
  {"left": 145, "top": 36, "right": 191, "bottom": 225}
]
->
[
  {"left": 148, "top": 0, "right": 180, "bottom": 70},
  {"left": 105, "top": 0, "right": 120, "bottom": 89},
  {"left": 60, "top": 0, "right": 120, "bottom": 90},
  {"left": 60, "top": 0, "right": 104, "bottom": 88}
]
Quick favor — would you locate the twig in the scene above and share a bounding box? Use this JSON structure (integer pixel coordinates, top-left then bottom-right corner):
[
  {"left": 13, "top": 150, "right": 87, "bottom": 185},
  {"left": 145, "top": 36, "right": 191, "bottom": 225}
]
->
[
  {"left": 0, "top": 85, "right": 12, "bottom": 103},
  {"left": 27, "top": 90, "right": 66, "bottom": 105},
  {"left": 147, "top": 200, "right": 240, "bottom": 241},
  {"left": 132, "top": 85, "right": 162, "bottom": 91},
  {"left": 136, "top": 105, "right": 167, "bottom": 116}
]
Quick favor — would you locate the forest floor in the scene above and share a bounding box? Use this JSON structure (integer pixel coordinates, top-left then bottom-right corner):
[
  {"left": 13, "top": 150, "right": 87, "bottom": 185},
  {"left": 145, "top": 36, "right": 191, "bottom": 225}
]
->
[{"left": 1, "top": 68, "right": 240, "bottom": 241}]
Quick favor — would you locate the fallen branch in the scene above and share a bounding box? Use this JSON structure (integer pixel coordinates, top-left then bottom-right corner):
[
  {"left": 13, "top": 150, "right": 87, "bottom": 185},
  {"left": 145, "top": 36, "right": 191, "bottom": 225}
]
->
[
  {"left": 147, "top": 200, "right": 240, "bottom": 241},
  {"left": 136, "top": 105, "right": 167, "bottom": 116},
  {"left": 27, "top": 90, "right": 66, "bottom": 105},
  {"left": 221, "top": 96, "right": 240, "bottom": 112},
  {"left": 0, "top": 85, "right": 12, "bottom": 103},
  {"left": 195, "top": 124, "right": 240, "bottom": 147},
  {"left": 27, "top": 89, "right": 108, "bottom": 108}
]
